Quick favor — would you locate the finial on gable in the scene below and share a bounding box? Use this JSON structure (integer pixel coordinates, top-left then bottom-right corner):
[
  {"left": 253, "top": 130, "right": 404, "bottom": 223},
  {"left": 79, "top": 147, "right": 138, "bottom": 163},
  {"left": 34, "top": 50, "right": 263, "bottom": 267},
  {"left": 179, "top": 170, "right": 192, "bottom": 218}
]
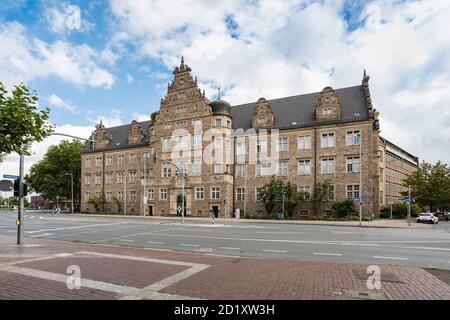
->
[
  {"left": 218, "top": 86, "right": 221, "bottom": 100},
  {"left": 363, "top": 69, "right": 370, "bottom": 83}
]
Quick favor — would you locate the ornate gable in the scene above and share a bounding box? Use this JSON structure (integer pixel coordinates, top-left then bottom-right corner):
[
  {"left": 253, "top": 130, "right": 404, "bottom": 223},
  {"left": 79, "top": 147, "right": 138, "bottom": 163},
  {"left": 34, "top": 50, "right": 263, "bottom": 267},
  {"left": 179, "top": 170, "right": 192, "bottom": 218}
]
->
[
  {"left": 128, "top": 120, "right": 145, "bottom": 145},
  {"left": 314, "top": 87, "right": 341, "bottom": 121},
  {"left": 92, "top": 120, "right": 111, "bottom": 148},
  {"left": 252, "top": 97, "right": 274, "bottom": 128}
]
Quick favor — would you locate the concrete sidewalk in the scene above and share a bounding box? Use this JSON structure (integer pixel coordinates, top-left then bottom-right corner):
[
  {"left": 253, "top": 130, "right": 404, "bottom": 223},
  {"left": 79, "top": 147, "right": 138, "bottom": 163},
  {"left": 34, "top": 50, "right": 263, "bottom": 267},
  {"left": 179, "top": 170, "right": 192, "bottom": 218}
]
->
[
  {"left": 69, "top": 213, "right": 432, "bottom": 229},
  {"left": 0, "top": 235, "right": 448, "bottom": 300}
]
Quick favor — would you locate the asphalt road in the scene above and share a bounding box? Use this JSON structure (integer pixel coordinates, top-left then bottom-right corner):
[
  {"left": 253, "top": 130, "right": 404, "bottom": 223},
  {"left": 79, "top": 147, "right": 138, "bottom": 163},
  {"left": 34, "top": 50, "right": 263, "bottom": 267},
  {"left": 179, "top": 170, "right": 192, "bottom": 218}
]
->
[{"left": 1, "top": 210, "right": 449, "bottom": 270}]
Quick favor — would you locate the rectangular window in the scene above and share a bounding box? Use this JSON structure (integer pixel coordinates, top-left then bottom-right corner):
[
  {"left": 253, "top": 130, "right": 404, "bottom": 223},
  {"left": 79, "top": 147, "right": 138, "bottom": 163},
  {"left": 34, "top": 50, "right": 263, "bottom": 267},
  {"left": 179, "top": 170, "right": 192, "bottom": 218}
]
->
[
  {"left": 256, "top": 163, "right": 269, "bottom": 177},
  {"left": 175, "top": 160, "right": 188, "bottom": 176},
  {"left": 129, "top": 191, "right": 136, "bottom": 203},
  {"left": 106, "top": 192, "right": 112, "bottom": 203},
  {"left": 237, "top": 141, "right": 246, "bottom": 155},
  {"left": 192, "top": 160, "right": 201, "bottom": 176},
  {"left": 162, "top": 164, "right": 171, "bottom": 177},
  {"left": 106, "top": 156, "right": 113, "bottom": 166},
  {"left": 321, "top": 133, "right": 335, "bottom": 148},
  {"left": 117, "top": 155, "right": 124, "bottom": 165},
  {"left": 298, "top": 160, "right": 311, "bottom": 176},
  {"left": 236, "top": 164, "right": 246, "bottom": 178},
  {"left": 256, "top": 139, "right": 266, "bottom": 153},
  {"left": 160, "top": 188, "right": 168, "bottom": 201},
  {"left": 176, "top": 135, "right": 189, "bottom": 151},
  {"left": 192, "top": 134, "right": 202, "bottom": 150},
  {"left": 117, "top": 172, "right": 124, "bottom": 184},
  {"left": 164, "top": 123, "right": 171, "bottom": 130},
  {"left": 214, "top": 136, "right": 222, "bottom": 149},
  {"left": 215, "top": 119, "right": 222, "bottom": 127},
  {"left": 192, "top": 119, "right": 202, "bottom": 127},
  {"left": 347, "top": 184, "right": 360, "bottom": 200},
  {"left": 298, "top": 135, "right": 311, "bottom": 150},
  {"left": 346, "top": 130, "right": 361, "bottom": 146},
  {"left": 117, "top": 191, "right": 123, "bottom": 202},
  {"left": 129, "top": 153, "right": 137, "bottom": 164},
  {"left": 195, "top": 187, "right": 204, "bottom": 200},
  {"left": 176, "top": 121, "right": 187, "bottom": 128},
  {"left": 176, "top": 106, "right": 187, "bottom": 113},
  {"left": 142, "top": 152, "right": 150, "bottom": 162},
  {"left": 237, "top": 188, "right": 246, "bottom": 201},
  {"left": 106, "top": 173, "right": 113, "bottom": 184},
  {"left": 129, "top": 171, "right": 136, "bottom": 183},
  {"left": 85, "top": 158, "right": 91, "bottom": 168},
  {"left": 147, "top": 189, "right": 154, "bottom": 201},
  {"left": 85, "top": 192, "right": 90, "bottom": 202},
  {"left": 214, "top": 163, "right": 222, "bottom": 174},
  {"left": 322, "top": 108, "right": 332, "bottom": 115},
  {"left": 84, "top": 174, "right": 91, "bottom": 185},
  {"left": 95, "top": 174, "right": 102, "bottom": 185},
  {"left": 328, "top": 185, "right": 335, "bottom": 201},
  {"left": 277, "top": 161, "right": 288, "bottom": 177},
  {"left": 299, "top": 186, "right": 311, "bottom": 201},
  {"left": 95, "top": 157, "right": 102, "bottom": 167},
  {"left": 300, "top": 210, "right": 309, "bottom": 217},
  {"left": 277, "top": 137, "right": 288, "bottom": 151},
  {"left": 163, "top": 138, "right": 172, "bottom": 152},
  {"left": 211, "top": 187, "right": 220, "bottom": 200},
  {"left": 256, "top": 187, "right": 264, "bottom": 201},
  {"left": 346, "top": 156, "right": 360, "bottom": 173},
  {"left": 321, "top": 158, "right": 335, "bottom": 174}
]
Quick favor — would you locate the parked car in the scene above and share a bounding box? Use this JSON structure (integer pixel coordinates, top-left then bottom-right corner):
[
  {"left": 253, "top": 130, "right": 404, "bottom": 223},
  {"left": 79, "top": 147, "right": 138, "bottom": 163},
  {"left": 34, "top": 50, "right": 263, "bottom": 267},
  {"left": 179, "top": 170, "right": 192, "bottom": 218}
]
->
[
  {"left": 435, "top": 212, "right": 449, "bottom": 221},
  {"left": 416, "top": 213, "right": 439, "bottom": 224}
]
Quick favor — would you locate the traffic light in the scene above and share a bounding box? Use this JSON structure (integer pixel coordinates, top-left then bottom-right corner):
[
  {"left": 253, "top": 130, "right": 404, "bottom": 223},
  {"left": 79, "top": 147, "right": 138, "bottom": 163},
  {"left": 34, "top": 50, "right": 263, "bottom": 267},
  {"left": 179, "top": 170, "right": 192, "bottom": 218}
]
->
[{"left": 13, "top": 180, "right": 28, "bottom": 197}]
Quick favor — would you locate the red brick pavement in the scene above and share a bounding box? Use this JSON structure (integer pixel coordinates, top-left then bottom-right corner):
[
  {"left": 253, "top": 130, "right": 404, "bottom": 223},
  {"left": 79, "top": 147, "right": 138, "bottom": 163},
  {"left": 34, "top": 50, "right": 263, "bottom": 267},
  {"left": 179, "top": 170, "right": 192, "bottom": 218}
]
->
[{"left": 0, "top": 235, "right": 449, "bottom": 300}]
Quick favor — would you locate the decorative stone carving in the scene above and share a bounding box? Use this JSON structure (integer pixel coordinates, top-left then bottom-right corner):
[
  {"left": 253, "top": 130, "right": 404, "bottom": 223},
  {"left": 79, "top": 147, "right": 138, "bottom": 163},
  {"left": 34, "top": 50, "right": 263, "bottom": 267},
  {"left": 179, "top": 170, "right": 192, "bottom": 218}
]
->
[
  {"left": 252, "top": 97, "right": 274, "bottom": 128},
  {"left": 314, "top": 87, "right": 341, "bottom": 121},
  {"left": 128, "top": 120, "right": 145, "bottom": 145},
  {"left": 92, "top": 120, "right": 111, "bottom": 148}
]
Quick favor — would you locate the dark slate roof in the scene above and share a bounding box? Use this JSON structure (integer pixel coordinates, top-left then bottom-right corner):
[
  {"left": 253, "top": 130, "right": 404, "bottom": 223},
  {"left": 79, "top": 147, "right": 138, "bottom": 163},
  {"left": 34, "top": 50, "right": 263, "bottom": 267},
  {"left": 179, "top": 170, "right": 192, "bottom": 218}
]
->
[
  {"left": 83, "top": 85, "right": 369, "bottom": 153},
  {"left": 82, "top": 120, "right": 152, "bottom": 153},
  {"left": 230, "top": 85, "right": 369, "bottom": 131}
]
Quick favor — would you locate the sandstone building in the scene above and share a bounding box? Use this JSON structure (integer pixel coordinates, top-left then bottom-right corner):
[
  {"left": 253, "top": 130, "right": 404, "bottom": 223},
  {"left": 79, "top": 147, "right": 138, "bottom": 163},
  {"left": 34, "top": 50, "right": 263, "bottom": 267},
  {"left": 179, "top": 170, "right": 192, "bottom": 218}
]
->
[{"left": 81, "top": 58, "right": 418, "bottom": 217}]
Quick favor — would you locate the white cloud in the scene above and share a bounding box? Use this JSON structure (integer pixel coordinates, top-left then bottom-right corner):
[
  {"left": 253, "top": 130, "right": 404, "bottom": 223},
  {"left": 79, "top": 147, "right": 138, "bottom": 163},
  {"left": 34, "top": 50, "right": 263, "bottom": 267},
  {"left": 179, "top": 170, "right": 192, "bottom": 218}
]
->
[
  {"left": 46, "top": 3, "right": 92, "bottom": 34},
  {"left": 87, "top": 109, "right": 124, "bottom": 128},
  {"left": 108, "top": 0, "right": 450, "bottom": 164},
  {"left": 48, "top": 94, "right": 77, "bottom": 113},
  {"left": 132, "top": 113, "right": 150, "bottom": 122},
  {"left": 126, "top": 74, "right": 134, "bottom": 83},
  {"left": 0, "top": 21, "right": 114, "bottom": 89}
]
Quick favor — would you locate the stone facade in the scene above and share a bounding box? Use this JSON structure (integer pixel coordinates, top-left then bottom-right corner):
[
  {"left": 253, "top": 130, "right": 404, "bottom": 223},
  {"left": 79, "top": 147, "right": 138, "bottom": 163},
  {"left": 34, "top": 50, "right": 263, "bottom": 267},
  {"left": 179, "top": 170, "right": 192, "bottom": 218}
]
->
[{"left": 81, "top": 58, "right": 417, "bottom": 217}]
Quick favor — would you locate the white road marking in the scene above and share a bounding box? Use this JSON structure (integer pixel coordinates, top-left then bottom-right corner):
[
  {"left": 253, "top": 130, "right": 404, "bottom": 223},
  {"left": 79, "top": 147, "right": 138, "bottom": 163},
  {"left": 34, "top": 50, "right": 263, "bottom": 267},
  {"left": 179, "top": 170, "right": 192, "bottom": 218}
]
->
[
  {"left": 254, "top": 231, "right": 305, "bottom": 235},
  {"left": 313, "top": 252, "right": 343, "bottom": 256},
  {"left": 407, "top": 246, "right": 450, "bottom": 252},
  {"left": 180, "top": 244, "right": 199, "bottom": 247},
  {"left": 219, "top": 247, "right": 240, "bottom": 250},
  {"left": 373, "top": 256, "right": 408, "bottom": 261},
  {"left": 147, "top": 241, "right": 164, "bottom": 244},
  {"left": 330, "top": 231, "right": 354, "bottom": 234},
  {"left": 263, "top": 249, "right": 287, "bottom": 253},
  {"left": 118, "top": 239, "right": 134, "bottom": 242},
  {"left": 25, "top": 222, "right": 129, "bottom": 234},
  {"left": 28, "top": 233, "right": 53, "bottom": 238}
]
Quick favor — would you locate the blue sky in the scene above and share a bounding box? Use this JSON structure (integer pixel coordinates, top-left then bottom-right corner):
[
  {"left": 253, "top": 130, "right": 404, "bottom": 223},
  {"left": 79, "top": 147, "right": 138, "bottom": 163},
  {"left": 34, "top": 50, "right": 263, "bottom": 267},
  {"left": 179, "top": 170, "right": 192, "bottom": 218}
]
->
[{"left": 1, "top": 0, "right": 450, "bottom": 178}]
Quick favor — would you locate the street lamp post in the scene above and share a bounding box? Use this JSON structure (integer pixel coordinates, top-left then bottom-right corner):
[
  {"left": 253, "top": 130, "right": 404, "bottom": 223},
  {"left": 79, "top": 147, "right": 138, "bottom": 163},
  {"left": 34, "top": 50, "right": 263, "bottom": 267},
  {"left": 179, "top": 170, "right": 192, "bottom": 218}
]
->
[
  {"left": 65, "top": 173, "right": 74, "bottom": 214},
  {"left": 359, "top": 134, "right": 363, "bottom": 227}
]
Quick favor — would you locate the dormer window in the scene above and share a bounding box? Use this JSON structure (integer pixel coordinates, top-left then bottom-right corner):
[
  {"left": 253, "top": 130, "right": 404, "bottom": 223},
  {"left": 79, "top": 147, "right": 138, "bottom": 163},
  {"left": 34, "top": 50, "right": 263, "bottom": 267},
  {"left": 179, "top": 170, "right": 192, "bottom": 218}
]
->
[
  {"left": 322, "top": 108, "right": 332, "bottom": 115},
  {"left": 176, "top": 106, "right": 187, "bottom": 113}
]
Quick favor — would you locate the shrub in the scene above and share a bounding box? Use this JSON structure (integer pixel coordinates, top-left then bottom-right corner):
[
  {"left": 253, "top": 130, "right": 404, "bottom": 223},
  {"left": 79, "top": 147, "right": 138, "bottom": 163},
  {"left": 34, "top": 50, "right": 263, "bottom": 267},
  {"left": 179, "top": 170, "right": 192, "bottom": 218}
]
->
[
  {"left": 332, "top": 199, "right": 356, "bottom": 217},
  {"left": 380, "top": 203, "right": 422, "bottom": 219}
]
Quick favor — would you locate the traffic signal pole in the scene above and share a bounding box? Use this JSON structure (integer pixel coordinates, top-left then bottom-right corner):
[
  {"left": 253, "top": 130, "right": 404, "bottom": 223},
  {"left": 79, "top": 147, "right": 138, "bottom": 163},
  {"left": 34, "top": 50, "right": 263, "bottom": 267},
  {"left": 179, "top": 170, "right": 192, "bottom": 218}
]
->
[{"left": 17, "top": 154, "right": 24, "bottom": 245}]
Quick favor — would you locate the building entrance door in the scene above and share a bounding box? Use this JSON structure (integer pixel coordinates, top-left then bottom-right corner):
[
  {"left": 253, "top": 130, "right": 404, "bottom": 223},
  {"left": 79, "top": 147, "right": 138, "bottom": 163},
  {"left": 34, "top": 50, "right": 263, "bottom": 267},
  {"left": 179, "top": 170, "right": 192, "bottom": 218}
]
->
[
  {"left": 212, "top": 206, "right": 219, "bottom": 218},
  {"left": 148, "top": 205, "right": 153, "bottom": 216}
]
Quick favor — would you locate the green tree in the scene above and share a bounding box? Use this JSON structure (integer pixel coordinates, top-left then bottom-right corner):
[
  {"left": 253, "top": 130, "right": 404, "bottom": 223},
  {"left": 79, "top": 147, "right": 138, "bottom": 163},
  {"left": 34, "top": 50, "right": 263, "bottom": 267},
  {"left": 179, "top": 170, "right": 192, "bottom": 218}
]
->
[
  {"left": 260, "top": 176, "right": 283, "bottom": 216},
  {"left": 113, "top": 196, "right": 123, "bottom": 214},
  {"left": 332, "top": 199, "right": 356, "bottom": 217},
  {"left": 403, "top": 161, "right": 450, "bottom": 212},
  {"left": 88, "top": 193, "right": 106, "bottom": 213},
  {"left": 283, "top": 181, "right": 300, "bottom": 218},
  {"left": 311, "top": 180, "right": 333, "bottom": 215},
  {"left": 25, "top": 140, "right": 83, "bottom": 211},
  {"left": 0, "top": 82, "right": 53, "bottom": 161}
]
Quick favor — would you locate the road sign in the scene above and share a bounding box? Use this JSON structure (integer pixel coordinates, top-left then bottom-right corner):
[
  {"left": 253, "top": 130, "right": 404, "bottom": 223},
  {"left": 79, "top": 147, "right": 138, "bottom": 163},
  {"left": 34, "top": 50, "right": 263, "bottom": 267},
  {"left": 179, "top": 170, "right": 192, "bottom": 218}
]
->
[
  {"left": 0, "top": 179, "right": 14, "bottom": 191},
  {"left": 3, "top": 174, "right": 19, "bottom": 180}
]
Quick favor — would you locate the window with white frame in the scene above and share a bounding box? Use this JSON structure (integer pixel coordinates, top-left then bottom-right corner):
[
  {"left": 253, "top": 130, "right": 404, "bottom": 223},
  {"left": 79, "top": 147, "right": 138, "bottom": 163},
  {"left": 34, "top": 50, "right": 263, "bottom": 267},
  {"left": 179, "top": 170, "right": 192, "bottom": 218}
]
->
[
  {"left": 106, "top": 192, "right": 112, "bottom": 203},
  {"left": 211, "top": 187, "right": 220, "bottom": 199},
  {"left": 147, "top": 189, "right": 154, "bottom": 201},
  {"left": 328, "top": 185, "right": 335, "bottom": 201},
  {"left": 192, "top": 160, "right": 201, "bottom": 176},
  {"left": 176, "top": 120, "right": 187, "bottom": 128},
  {"left": 256, "top": 187, "right": 264, "bottom": 201},
  {"left": 256, "top": 162, "right": 269, "bottom": 177},
  {"left": 192, "top": 134, "right": 202, "bottom": 149},
  {"left": 129, "top": 191, "right": 136, "bottom": 203},
  {"left": 117, "top": 172, "right": 124, "bottom": 184},
  {"left": 237, "top": 188, "right": 246, "bottom": 201},
  {"left": 176, "top": 135, "right": 189, "bottom": 151},
  {"left": 214, "top": 163, "right": 222, "bottom": 174},
  {"left": 163, "top": 123, "right": 171, "bottom": 130},
  {"left": 106, "top": 156, "right": 113, "bottom": 166},
  {"left": 256, "top": 139, "right": 266, "bottom": 153},
  {"left": 215, "top": 119, "right": 222, "bottom": 127},
  {"left": 346, "top": 130, "right": 361, "bottom": 146},
  {"left": 175, "top": 160, "right": 188, "bottom": 176},
  {"left": 95, "top": 174, "right": 102, "bottom": 185},
  {"left": 85, "top": 192, "right": 90, "bottom": 202},
  {"left": 298, "top": 160, "right": 311, "bottom": 176},
  {"left": 142, "top": 152, "right": 150, "bottom": 162},
  {"left": 322, "top": 108, "right": 332, "bottom": 115},
  {"left": 214, "top": 136, "right": 222, "bottom": 149},
  {"left": 299, "top": 186, "right": 311, "bottom": 201},
  {"left": 176, "top": 106, "right": 187, "bottom": 113},
  {"left": 129, "top": 153, "right": 137, "bottom": 164},
  {"left": 162, "top": 164, "right": 171, "bottom": 177},
  {"left": 84, "top": 174, "right": 91, "bottom": 185},
  {"left": 321, "top": 158, "right": 335, "bottom": 174},
  {"left": 298, "top": 135, "right": 311, "bottom": 150},
  {"left": 195, "top": 187, "right": 204, "bottom": 200},
  {"left": 236, "top": 141, "right": 246, "bottom": 155},
  {"left": 277, "top": 161, "right": 288, "bottom": 176},
  {"left": 236, "top": 164, "right": 246, "bottom": 178},
  {"left": 85, "top": 158, "right": 91, "bottom": 168},
  {"left": 117, "top": 191, "right": 123, "bottom": 202},
  {"left": 192, "top": 119, "right": 202, "bottom": 127},
  {"left": 278, "top": 137, "right": 288, "bottom": 151},
  {"left": 160, "top": 188, "right": 168, "bottom": 200},
  {"left": 129, "top": 171, "right": 136, "bottom": 183},
  {"left": 321, "top": 133, "right": 335, "bottom": 148},
  {"left": 106, "top": 173, "right": 113, "bottom": 184},
  {"left": 347, "top": 156, "right": 360, "bottom": 173},
  {"left": 95, "top": 157, "right": 102, "bottom": 167},
  {"left": 347, "top": 184, "right": 360, "bottom": 200},
  {"left": 163, "top": 138, "right": 172, "bottom": 152},
  {"left": 117, "top": 155, "right": 124, "bottom": 165}
]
